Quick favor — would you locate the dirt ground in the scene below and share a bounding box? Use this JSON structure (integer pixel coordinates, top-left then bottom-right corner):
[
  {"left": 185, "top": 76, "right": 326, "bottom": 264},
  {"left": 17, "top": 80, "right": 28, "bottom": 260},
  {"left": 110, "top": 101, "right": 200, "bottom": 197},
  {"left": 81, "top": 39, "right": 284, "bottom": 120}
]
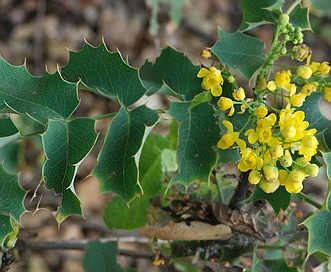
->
[{"left": 1, "top": 0, "right": 331, "bottom": 271}]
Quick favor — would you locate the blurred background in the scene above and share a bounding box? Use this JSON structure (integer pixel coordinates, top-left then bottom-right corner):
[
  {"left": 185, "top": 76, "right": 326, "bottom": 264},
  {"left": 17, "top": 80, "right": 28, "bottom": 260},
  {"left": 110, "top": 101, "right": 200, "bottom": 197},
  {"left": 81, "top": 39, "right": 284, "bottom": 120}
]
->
[{"left": 0, "top": 0, "right": 331, "bottom": 271}]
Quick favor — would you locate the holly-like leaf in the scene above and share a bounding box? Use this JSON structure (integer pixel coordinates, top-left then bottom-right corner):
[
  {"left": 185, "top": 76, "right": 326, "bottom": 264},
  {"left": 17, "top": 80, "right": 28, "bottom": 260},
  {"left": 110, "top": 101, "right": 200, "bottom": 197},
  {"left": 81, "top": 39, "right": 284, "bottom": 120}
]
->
[
  {"left": 0, "top": 143, "right": 21, "bottom": 174},
  {"left": 11, "top": 115, "right": 45, "bottom": 137},
  {"left": 93, "top": 105, "right": 159, "bottom": 203},
  {"left": 167, "top": 101, "right": 219, "bottom": 188},
  {"left": 0, "top": 118, "right": 21, "bottom": 149},
  {"left": 252, "top": 185, "right": 291, "bottom": 214},
  {"left": 140, "top": 46, "right": 202, "bottom": 100},
  {"left": 301, "top": 93, "right": 331, "bottom": 151},
  {"left": 0, "top": 164, "right": 26, "bottom": 222},
  {"left": 304, "top": 191, "right": 331, "bottom": 255},
  {"left": 0, "top": 57, "right": 78, "bottom": 124},
  {"left": 212, "top": 29, "right": 266, "bottom": 80},
  {"left": 239, "top": 0, "right": 284, "bottom": 31},
  {"left": 41, "top": 118, "right": 98, "bottom": 224},
  {"left": 82, "top": 240, "right": 125, "bottom": 272},
  {"left": 290, "top": 5, "right": 311, "bottom": 31},
  {"left": 61, "top": 41, "right": 146, "bottom": 107}
]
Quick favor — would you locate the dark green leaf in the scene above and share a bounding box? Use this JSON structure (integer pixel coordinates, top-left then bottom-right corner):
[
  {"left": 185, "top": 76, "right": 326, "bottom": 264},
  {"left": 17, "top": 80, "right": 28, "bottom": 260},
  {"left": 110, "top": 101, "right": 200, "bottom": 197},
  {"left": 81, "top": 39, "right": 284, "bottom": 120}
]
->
[
  {"left": 212, "top": 29, "right": 266, "bottom": 79},
  {"left": 11, "top": 115, "right": 45, "bottom": 137},
  {"left": 167, "top": 101, "right": 219, "bottom": 187},
  {"left": 61, "top": 41, "right": 146, "bottom": 107},
  {"left": 140, "top": 46, "right": 202, "bottom": 100},
  {"left": 42, "top": 118, "right": 98, "bottom": 224},
  {"left": 0, "top": 117, "right": 21, "bottom": 149},
  {"left": 252, "top": 185, "right": 291, "bottom": 214},
  {"left": 93, "top": 105, "right": 159, "bottom": 203},
  {"left": 0, "top": 164, "right": 26, "bottom": 222},
  {"left": 0, "top": 57, "right": 78, "bottom": 124},
  {"left": 239, "top": 0, "right": 284, "bottom": 31},
  {"left": 82, "top": 240, "right": 124, "bottom": 272},
  {"left": 0, "top": 142, "right": 21, "bottom": 174},
  {"left": 290, "top": 5, "right": 311, "bottom": 31}
]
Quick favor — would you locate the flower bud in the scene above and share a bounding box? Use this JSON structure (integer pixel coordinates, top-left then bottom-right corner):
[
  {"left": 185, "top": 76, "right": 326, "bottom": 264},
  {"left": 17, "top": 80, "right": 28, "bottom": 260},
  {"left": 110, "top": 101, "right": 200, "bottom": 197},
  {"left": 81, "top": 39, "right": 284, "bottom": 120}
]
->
[
  {"left": 279, "top": 13, "right": 289, "bottom": 25},
  {"left": 217, "top": 97, "right": 233, "bottom": 111},
  {"left": 305, "top": 164, "right": 319, "bottom": 177},
  {"left": 279, "top": 151, "right": 293, "bottom": 167},
  {"left": 263, "top": 164, "right": 279, "bottom": 183},
  {"left": 281, "top": 126, "right": 296, "bottom": 138},
  {"left": 228, "top": 75, "right": 235, "bottom": 83},
  {"left": 270, "top": 145, "right": 283, "bottom": 158},
  {"left": 233, "top": 87, "right": 246, "bottom": 101},
  {"left": 248, "top": 170, "right": 261, "bottom": 184},
  {"left": 259, "top": 177, "right": 280, "bottom": 193},
  {"left": 288, "top": 170, "right": 305, "bottom": 183},
  {"left": 302, "top": 135, "right": 318, "bottom": 148},
  {"left": 297, "top": 65, "right": 312, "bottom": 79}
]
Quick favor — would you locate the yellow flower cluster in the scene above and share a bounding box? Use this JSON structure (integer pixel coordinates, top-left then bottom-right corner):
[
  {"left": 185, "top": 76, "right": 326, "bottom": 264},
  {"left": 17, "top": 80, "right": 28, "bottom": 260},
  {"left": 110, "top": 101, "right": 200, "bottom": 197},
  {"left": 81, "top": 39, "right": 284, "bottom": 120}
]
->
[{"left": 197, "top": 67, "right": 224, "bottom": 96}]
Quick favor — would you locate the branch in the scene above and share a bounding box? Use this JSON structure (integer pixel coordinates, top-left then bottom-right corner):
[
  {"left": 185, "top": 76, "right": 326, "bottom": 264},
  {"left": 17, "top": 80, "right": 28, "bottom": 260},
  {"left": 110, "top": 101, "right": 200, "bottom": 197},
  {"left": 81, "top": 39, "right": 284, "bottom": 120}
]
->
[{"left": 16, "top": 237, "right": 152, "bottom": 259}]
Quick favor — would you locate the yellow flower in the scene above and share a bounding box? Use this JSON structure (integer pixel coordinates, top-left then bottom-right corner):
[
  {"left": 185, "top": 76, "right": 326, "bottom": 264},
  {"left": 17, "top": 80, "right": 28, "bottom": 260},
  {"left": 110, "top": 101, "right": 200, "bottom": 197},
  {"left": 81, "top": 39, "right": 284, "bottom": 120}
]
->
[
  {"left": 238, "top": 148, "right": 263, "bottom": 172},
  {"left": 233, "top": 87, "right": 245, "bottom": 101},
  {"left": 238, "top": 104, "right": 248, "bottom": 114},
  {"left": 290, "top": 92, "right": 306, "bottom": 107},
  {"left": 301, "top": 82, "right": 318, "bottom": 96},
  {"left": 258, "top": 127, "right": 272, "bottom": 143},
  {"left": 245, "top": 129, "right": 259, "bottom": 144},
  {"left": 309, "top": 62, "right": 320, "bottom": 73},
  {"left": 197, "top": 67, "right": 224, "bottom": 96},
  {"left": 288, "top": 170, "right": 305, "bottom": 183},
  {"left": 324, "top": 87, "right": 331, "bottom": 102},
  {"left": 318, "top": 62, "right": 330, "bottom": 74},
  {"left": 256, "top": 106, "right": 268, "bottom": 118},
  {"left": 305, "top": 164, "right": 319, "bottom": 177},
  {"left": 278, "top": 169, "right": 288, "bottom": 186},
  {"left": 267, "top": 81, "right": 277, "bottom": 91},
  {"left": 217, "top": 120, "right": 245, "bottom": 149},
  {"left": 270, "top": 145, "right": 283, "bottom": 158},
  {"left": 263, "top": 164, "right": 279, "bottom": 182},
  {"left": 285, "top": 179, "right": 303, "bottom": 193},
  {"left": 217, "top": 97, "right": 235, "bottom": 116},
  {"left": 275, "top": 70, "right": 291, "bottom": 87},
  {"left": 297, "top": 65, "right": 312, "bottom": 79}
]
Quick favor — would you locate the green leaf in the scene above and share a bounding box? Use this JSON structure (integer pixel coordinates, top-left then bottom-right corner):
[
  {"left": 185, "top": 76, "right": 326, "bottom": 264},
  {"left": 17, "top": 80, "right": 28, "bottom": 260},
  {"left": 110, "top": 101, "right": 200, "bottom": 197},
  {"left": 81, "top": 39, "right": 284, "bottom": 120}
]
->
[
  {"left": 304, "top": 194, "right": 331, "bottom": 256},
  {"left": 0, "top": 215, "right": 12, "bottom": 250},
  {"left": 0, "top": 164, "right": 26, "bottom": 222},
  {"left": 82, "top": 240, "right": 124, "bottom": 272},
  {"left": 212, "top": 29, "right": 266, "bottom": 80},
  {"left": 301, "top": 93, "right": 331, "bottom": 151},
  {"left": 93, "top": 105, "right": 159, "bottom": 203},
  {"left": 103, "top": 196, "right": 150, "bottom": 230},
  {"left": 61, "top": 41, "right": 146, "bottom": 107},
  {"left": 140, "top": 46, "right": 202, "bottom": 100},
  {"left": 0, "top": 57, "right": 78, "bottom": 124},
  {"left": 252, "top": 185, "right": 291, "bottom": 214},
  {"left": 290, "top": 5, "right": 311, "bottom": 31},
  {"left": 0, "top": 117, "right": 21, "bottom": 149},
  {"left": 11, "top": 115, "right": 45, "bottom": 137},
  {"left": 167, "top": 101, "right": 219, "bottom": 188},
  {"left": 239, "top": 0, "right": 284, "bottom": 31},
  {"left": 41, "top": 118, "right": 98, "bottom": 224},
  {"left": 0, "top": 142, "right": 21, "bottom": 174}
]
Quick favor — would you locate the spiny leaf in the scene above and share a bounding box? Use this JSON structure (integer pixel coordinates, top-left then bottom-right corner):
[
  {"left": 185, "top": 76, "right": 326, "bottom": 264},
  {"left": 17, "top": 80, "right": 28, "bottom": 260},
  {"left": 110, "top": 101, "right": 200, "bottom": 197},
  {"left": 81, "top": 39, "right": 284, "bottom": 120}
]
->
[
  {"left": 290, "top": 5, "right": 311, "bottom": 31},
  {"left": 212, "top": 29, "right": 266, "bottom": 80},
  {"left": 93, "top": 105, "right": 159, "bottom": 203},
  {"left": 0, "top": 164, "right": 27, "bottom": 222},
  {"left": 140, "top": 46, "right": 202, "bottom": 100},
  {"left": 82, "top": 240, "right": 125, "bottom": 272},
  {"left": 61, "top": 41, "right": 146, "bottom": 107},
  {"left": 41, "top": 118, "right": 98, "bottom": 224},
  {"left": 239, "top": 0, "right": 284, "bottom": 31},
  {"left": 252, "top": 185, "right": 291, "bottom": 214},
  {"left": 167, "top": 101, "right": 219, "bottom": 188},
  {"left": 0, "top": 57, "right": 78, "bottom": 124}
]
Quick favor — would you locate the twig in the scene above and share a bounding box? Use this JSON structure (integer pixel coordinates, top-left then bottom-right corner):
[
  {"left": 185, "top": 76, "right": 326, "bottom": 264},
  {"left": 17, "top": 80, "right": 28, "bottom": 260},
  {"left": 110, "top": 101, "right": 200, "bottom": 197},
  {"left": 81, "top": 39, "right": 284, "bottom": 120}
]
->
[{"left": 16, "top": 237, "right": 152, "bottom": 259}]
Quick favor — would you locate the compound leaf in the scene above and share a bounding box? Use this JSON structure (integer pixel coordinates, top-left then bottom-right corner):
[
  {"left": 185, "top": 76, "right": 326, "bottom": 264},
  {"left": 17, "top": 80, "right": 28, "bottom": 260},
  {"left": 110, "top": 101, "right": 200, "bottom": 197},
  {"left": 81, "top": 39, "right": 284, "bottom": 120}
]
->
[
  {"left": 41, "top": 118, "right": 98, "bottom": 224},
  {"left": 140, "top": 46, "right": 202, "bottom": 100},
  {"left": 93, "top": 105, "right": 159, "bottom": 203},
  {"left": 239, "top": 0, "right": 284, "bottom": 31},
  {"left": 61, "top": 41, "right": 146, "bottom": 107},
  {"left": 0, "top": 57, "right": 78, "bottom": 124},
  {"left": 212, "top": 29, "right": 266, "bottom": 80},
  {"left": 167, "top": 101, "right": 219, "bottom": 188}
]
